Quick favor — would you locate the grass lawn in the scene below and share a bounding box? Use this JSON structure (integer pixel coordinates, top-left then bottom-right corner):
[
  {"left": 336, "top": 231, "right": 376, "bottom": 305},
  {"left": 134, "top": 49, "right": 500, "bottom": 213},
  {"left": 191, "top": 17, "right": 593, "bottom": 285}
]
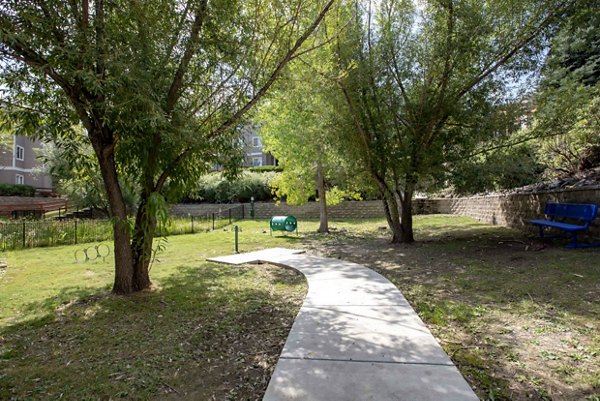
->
[
  {"left": 0, "top": 221, "right": 309, "bottom": 400},
  {"left": 1, "top": 216, "right": 599, "bottom": 400}
]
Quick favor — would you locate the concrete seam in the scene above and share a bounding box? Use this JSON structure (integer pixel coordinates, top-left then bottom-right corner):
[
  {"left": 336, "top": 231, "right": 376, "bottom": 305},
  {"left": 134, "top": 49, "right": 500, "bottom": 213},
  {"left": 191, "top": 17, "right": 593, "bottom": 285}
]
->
[{"left": 279, "top": 356, "right": 455, "bottom": 367}]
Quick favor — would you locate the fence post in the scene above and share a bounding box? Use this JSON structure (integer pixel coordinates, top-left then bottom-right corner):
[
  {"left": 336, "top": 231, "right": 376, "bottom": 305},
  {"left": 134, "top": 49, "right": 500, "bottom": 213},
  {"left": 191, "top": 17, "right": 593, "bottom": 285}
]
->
[
  {"left": 191, "top": 215, "right": 194, "bottom": 234},
  {"left": 242, "top": 204, "right": 245, "bottom": 220},
  {"left": 234, "top": 225, "right": 239, "bottom": 253},
  {"left": 22, "top": 220, "right": 25, "bottom": 248},
  {"left": 74, "top": 219, "right": 78, "bottom": 244},
  {"left": 229, "top": 209, "right": 232, "bottom": 224},
  {"left": 212, "top": 213, "right": 215, "bottom": 231}
]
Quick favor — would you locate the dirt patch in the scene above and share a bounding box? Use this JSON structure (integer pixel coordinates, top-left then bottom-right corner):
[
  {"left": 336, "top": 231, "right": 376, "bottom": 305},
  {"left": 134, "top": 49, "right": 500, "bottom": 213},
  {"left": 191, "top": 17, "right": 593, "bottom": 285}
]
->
[{"left": 158, "top": 264, "right": 306, "bottom": 401}]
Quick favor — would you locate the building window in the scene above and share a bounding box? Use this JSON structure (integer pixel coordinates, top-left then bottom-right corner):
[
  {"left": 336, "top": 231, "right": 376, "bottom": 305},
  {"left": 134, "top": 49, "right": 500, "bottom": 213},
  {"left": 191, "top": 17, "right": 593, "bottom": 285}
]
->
[
  {"left": 15, "top": 174, "right": 24, "bottom": 185},
  {"left": 252, "top": 157, "right": 262, "bottom": 167},
  {"left": 15, "top": 145, "right": 24, "bottom": 161},
  {"left": 252, "top": 137, "right": 261, "bottom": 147}
]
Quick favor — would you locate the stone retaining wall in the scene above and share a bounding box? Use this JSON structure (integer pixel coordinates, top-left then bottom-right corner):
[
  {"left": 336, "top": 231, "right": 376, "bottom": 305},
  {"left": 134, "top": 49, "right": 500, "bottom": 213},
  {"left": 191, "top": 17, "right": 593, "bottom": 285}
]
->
[
  {"left": 171, "top": 186, "right": 600, "bottom": 236},
  {"left": 171, "top": 200, "right": 386, "bottom": 220},
  {"left": 430, "top": 187, "right": 600, "bottom": 236}
]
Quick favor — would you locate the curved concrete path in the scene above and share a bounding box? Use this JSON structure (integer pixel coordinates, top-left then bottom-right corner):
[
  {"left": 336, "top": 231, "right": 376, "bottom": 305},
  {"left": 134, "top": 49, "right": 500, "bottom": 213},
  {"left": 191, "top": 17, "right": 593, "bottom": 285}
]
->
[{"left": 208, "top": 248, "right": 478, "bottom": 401}]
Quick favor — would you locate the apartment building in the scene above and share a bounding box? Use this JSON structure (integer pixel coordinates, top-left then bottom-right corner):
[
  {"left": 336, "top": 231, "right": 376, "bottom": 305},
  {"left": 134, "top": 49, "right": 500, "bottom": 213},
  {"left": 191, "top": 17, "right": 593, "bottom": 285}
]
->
[
  {"left": 241, "top": 126, "right": 277, "bottom": 168},
  {"left": 0, "top": 136, "right": 52, "bottom": 191}
]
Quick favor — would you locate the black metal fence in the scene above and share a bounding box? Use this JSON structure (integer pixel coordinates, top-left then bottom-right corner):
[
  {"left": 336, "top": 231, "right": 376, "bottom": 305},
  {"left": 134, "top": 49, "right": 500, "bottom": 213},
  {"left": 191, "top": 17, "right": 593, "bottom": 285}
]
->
[
  {"left": 0, "top": 204, "right": 245, "bottom": 251},
  {"left": 156, "top": 204, "right": 246, "bottom": 236}
]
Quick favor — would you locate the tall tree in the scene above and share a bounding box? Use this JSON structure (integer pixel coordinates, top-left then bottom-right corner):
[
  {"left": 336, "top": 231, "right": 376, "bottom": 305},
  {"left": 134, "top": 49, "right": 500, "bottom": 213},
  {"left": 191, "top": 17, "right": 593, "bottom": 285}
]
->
[
  {"left": 330, "top": 0, "right": 574, "bottom": 243},
  {"left": 258, "top": 62, "right": 353, "bottom": 233},
  {"left": 0, "top": 0, "right": 335, "bottom": 293}
]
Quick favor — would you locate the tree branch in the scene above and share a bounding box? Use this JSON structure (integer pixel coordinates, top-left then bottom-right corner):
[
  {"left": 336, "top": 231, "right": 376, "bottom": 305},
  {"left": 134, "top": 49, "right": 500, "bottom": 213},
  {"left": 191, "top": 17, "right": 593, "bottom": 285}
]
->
[
  {"left": 434, "top": 0, "right": 454, "bottom": 112},
  {"left": 0, "top": 25, "right": 95, "bottom": 132},
  {"left": 290, "top": 19, "right": 350, "bottom": 62},
  {"left": 455, "top": 0, "right": 574, "bottom": 100},
  {"left": 166, "top": 0, "right": 208, "bottom": 113},
  {"left": 154, "top": 148, "right": 192, "bottom": 193},
  {"left": 209, "top": 0, "right": 335, "bottom": 139},
  {"left": 95, "top": 0, "right": 105, "bottom": 78},
  {"left": 164, "top": 0, "right": 194, "bottom": 63}
]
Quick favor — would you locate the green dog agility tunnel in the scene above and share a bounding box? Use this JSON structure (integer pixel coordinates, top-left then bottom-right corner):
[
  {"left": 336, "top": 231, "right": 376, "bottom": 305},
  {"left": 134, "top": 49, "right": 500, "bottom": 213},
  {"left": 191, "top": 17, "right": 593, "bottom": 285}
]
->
[{"left": 270, "top": 215, "right": 298, "bottom": 235}]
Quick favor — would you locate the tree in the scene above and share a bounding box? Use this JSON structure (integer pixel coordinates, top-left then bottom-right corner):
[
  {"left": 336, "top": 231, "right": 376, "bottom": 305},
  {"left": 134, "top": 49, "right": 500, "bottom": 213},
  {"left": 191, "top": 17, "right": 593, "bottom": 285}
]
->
[
  {"left": 329, "top": 0, "right": 574, "bottom": 243},
  {"left": 0, "top": 0, "right": 335, "bottom": 293},
  {"left": 258, "top": 62, "right": 354, "bottom": 233},
  {"left": 531, "top": 0, "right": 600, "bottom": 176}
]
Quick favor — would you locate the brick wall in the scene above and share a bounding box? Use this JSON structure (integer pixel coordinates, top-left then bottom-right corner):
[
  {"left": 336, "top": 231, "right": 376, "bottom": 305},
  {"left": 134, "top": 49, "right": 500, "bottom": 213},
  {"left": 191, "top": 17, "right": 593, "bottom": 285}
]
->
[{"left": 170, "top": 186, "right": 600, "bottom": 235}]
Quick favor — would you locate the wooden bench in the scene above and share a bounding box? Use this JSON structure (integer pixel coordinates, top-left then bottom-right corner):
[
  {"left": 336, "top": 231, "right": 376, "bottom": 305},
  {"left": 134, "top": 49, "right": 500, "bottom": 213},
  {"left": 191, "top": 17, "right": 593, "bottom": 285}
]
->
[{"left": 528, "top": 203, "right": 599, "bottom": 248}]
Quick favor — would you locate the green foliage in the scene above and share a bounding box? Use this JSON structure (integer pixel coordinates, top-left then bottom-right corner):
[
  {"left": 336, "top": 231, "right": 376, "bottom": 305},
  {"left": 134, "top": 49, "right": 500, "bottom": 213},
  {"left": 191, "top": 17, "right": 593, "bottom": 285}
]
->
[
  {"left": 269, "top": 169, "right": 314, "bottom": 205},
  {"left": 257, "top": 23, "right": 366, "bottom": 211},
  {"left": 39, "top": 139, "right": 138, "bottom": 214},
  {"left": 187, "top": 171, "right": 277, "bottom": 203},
  {"left": 535, "top": 85, "right": 600, "bottom": 176},
  {"left": 246, "top": 165, "right": 283, "bottom": 173},
  {"left": 441, "top": 101, "right": 546, "bottom": 194},
  {"left": 326, "top": 0, "right": 571, "bottom": 241},
  {"left": 449, "top": 144, "right": 545, "bottom": 195},
  {"left": 531, "top": 0, "right": 600, "bottom": 177},
  {"left": 0, "top": 183, "right": 35, "bottom": 197},
  {"left": 0, "top": 108, "right": 16, "bottom": 148},
  {"left": 0, "top": 0, "right": 335, "bottom": 291}
]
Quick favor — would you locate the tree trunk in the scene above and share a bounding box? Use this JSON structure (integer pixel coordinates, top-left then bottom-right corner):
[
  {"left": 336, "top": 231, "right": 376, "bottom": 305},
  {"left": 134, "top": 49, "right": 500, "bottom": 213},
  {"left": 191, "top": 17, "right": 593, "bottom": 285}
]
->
[
  {"left": 130, "top": 196, "right": 155, "bottom": 291},
  {"left": 398, "top": 188, "right": 415, "bottom": 243},
  {"left": 374, "top": 177, "right": 404, "bottom": 243},
  {"left": 383, "top": 196, "right": 404, "bottom": 243},
  {"left": 316, "top": 161, "right": 329, "bottom": 233},
  {"left": 93, "top": 136, "right": 135, "bottom": 294},
  {"left": 377, "top": 181, "right": 415, "bottom": 243}
]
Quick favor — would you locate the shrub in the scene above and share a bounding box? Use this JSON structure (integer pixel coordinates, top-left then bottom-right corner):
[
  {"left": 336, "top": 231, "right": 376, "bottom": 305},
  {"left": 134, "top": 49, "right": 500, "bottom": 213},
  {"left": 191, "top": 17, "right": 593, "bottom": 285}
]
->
[
  {"left": 0, "top": 183, "right": 36, "bottom": 197},
  {"left": 187, "top": 171, "right": 277, "bottom": 203},
  {"left": 246, "top": 165, "right": 283, "bottom": 173}
]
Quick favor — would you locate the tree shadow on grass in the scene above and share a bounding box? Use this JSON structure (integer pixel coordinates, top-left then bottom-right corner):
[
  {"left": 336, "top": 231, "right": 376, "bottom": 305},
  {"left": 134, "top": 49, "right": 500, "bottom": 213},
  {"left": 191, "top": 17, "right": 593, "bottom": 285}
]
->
[{"left": 0, "top": 262, "right": 306, "bottom": 401}]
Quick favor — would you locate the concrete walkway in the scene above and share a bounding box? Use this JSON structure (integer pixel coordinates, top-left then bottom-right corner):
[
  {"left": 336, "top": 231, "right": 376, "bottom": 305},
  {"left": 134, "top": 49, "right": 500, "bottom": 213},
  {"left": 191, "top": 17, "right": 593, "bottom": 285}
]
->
[{"left": 208, "top": 248, "right": 478, "bottom": 401}]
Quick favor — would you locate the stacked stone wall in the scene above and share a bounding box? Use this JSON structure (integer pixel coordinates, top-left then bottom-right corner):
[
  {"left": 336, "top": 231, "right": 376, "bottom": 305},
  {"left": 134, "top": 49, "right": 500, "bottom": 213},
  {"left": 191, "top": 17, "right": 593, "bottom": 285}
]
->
[
  {"left": 440, "top": 187, "right": 600, "bottom": 236},
  {"left": 170, "top": 186, "right": 600, "bottom": 236},
  {"left": 170, "top": 200, "right": 385, "bottom": 220}
]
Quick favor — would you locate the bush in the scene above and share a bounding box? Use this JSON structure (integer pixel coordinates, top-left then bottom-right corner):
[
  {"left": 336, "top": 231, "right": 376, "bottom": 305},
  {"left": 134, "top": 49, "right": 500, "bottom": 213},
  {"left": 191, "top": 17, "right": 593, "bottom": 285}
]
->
[
  {"left": 186, "top": 171, "right": 277, "bottom": 203},
  {"left": 246, "top": 165, "right": 283, "bottom": 173},
  {"left": 0, "top": 183, "right": 36, "bottom": 197}
]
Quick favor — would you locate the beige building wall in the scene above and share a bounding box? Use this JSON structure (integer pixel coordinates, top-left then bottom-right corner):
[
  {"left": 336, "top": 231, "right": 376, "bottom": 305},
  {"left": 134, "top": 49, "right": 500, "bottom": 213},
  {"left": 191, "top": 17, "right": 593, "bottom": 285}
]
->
[{"left": 0, "top": 136, "right": 53, "bottom": 190}]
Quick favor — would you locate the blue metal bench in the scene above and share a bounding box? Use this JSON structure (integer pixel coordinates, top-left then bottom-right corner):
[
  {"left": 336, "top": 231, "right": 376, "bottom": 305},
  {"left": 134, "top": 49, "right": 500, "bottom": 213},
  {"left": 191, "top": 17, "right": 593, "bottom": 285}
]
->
[{"left": 528, "top": 203, "right": 599, "bottom": 248}]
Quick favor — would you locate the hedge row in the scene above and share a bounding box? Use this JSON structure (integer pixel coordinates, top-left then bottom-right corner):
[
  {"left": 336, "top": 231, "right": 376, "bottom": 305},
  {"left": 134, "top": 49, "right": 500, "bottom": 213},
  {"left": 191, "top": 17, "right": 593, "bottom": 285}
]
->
[{"left": 0, "top": 183, "right": 36, "bottom": 197}]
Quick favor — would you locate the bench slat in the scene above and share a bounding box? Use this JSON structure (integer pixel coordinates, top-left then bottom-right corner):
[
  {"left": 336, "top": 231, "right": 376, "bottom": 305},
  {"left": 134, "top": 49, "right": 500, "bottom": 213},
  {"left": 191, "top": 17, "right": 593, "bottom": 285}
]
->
[
  {"left": 544, "top": 203, "right": 597, "bottom": 221},
  {"left": 529, "top": 219, "right": 588, "bottom": 232}
]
